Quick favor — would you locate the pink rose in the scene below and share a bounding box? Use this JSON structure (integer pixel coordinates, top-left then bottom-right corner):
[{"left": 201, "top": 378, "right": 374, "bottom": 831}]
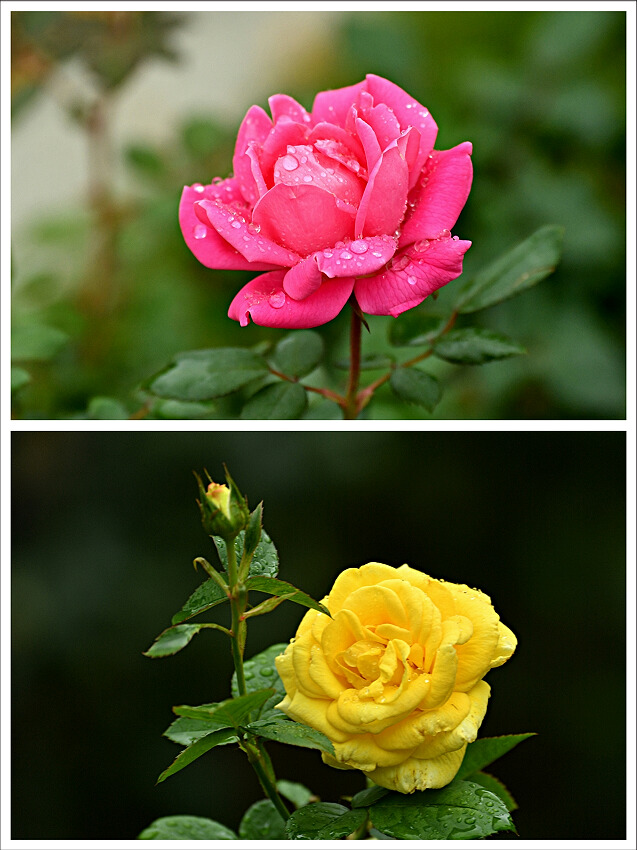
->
[{"left": 179, "top": 75, "right": 472, "bottom": 329}]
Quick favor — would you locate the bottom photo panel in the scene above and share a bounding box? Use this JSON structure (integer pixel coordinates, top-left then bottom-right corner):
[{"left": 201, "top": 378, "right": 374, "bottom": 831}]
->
[{"left": 11, "top": 431, "right": 626, "bottom": 841}]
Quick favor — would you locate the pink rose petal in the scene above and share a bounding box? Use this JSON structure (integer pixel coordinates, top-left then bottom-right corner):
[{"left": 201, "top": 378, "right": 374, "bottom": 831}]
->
[
  {"left": 252, "top": 183, "right": 356, "bottom": 257},
  {"left": 180, "top": 182, "right": 276, "bottom": 271},
  {"left": 314, "top": 235, "right": 397, "bottom": 279},
  {"left": 228, "top": 270, "right": 355, "bottom": 328},
  {"left": 282, "top": 257, "right": 323, "bottom": 300},
  {"left": 273, "top": 144, "right": 364, "bottom": 207},
  {"left": 260, "top": 120, "right": 309, "bottom": 183},
  {"left": 354, "top": 115, "right": 382, "bottom": 173},
  {"left": 195, "top": 198, "right": 300, "bottom": 267},
  {"left": 355, "top": 143, "right": 409, "bottom": 239},
  {"left": 232, "top": 105, "right": 273, "bottom": 205},
  {"left": 308, "top": 121, "right": 365, "bottom": 162},
  {"left": 399, "top": 142, "right": 473, "bottom": 248},
  {"left": 311, "top": 80, "right": 368, "bottom": 126},
  {"left": 365, "top": 74, "right": 438, "bottom": 177},
  {"left": 361, "top": 101, "right": 402, "bottom": 151},
  {"left": 354, "top": 236, "right": 471, "bottom": 317},
  {"left": 269, "top": 93, "right": 312, "bottom": 125}
]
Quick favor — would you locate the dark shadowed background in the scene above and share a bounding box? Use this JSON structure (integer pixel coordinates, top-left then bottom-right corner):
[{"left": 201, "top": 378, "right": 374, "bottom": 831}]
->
[{"left": 11, "top": 431, "right": 626, "bottom": 838}]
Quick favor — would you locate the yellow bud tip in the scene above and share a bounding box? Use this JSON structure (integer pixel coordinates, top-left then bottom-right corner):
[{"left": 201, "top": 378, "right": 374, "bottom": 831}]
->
[{"left": 206, "top": 482, "right": 231, "bottom": 518}]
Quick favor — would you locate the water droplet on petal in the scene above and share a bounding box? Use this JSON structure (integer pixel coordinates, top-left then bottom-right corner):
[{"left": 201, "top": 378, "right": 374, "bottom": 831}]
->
[
  {"left": 452, "top": 235, "right": 460, "bottom": 241},
  {"left": 282, "top": 154, "right": 299, "bottom": 171},
  {"left": 350, "top": 239, "right": 368, "bottom": 254},
  {"left": 231, "top": 220, "right": 242, "bottom": 229},
  {"left": 392, "top": 255, "right": 410, "bottom": 271},
  {"left": 303, "top": 174, "right": 313, "bottom": 182},
  {"left": 439, "top": 229, "right": 451, "bottom": 238},
  {"left": 323, "top": 250, "right": 333, "bottom": 258},
  {"left": 268, "top": 292, "right": 286, "bottom": 309},
  {"left": 193, "top": 224, "right": 207, "bottom": 239},
  {"left": 192, "top": 183, "right": 205, "bottom": 193},
  {"left": 341, "top": 251, "right": 352, "bottom": 260},
  {"left": 414, "top": 239, "right": 430, "bottom": 252},
  {"left": 407, "top": 275, "right": 417, "bottom": 286},
  {"left": 372, "top": 251, "right": 383, "bottom": 258}
]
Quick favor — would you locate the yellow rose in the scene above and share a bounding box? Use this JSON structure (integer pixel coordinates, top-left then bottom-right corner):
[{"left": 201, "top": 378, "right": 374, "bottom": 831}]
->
[{"left": 275, "top": 562, "right": 516, "bottom": 794}]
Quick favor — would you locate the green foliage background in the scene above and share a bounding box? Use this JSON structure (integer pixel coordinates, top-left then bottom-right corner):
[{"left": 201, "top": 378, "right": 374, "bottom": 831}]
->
[
  {"left": 11, "top": 431, "right": 626, "bottom": 838},
  {"left": 11, "top": 10, "right": 626, "bottom": 418}
]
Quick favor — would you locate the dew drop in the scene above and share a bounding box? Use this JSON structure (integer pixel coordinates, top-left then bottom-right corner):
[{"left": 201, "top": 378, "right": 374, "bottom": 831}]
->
[
  {"left": 452, "top": 235, "right": 460, "bottom": 241},
  {"left": 414, "top": 239, "right": 430, "bottom": 252},
  {"left": 303, "top": 174, "right": 313, "bottom": 182},
  {"left": 193, "top": 224, "right": 207, "bottom": 239},
  {"left": 350, "top": 239, "right": 368, "bottom": 254},
  {"left": 267, "top": 293, "right": 285, "bottom": 310},
  {"left": 340, "top": 251, "right": 353, "bottom": 260},
  {"left": 244, "top": 670, "right": 255, "bottom": 680},
  {"left": 231, "top": 220, "right": 242, "bottom": 229},
  {"left": 260, "top": 666, "right": 274, "bottom": 675},
  {"left": 323, "top": 250, "right": 333, "bottom": 258},
  {"left": 392, "top": 255, "right": 410, "bottom": 271},
  {"left": 282, "top": 154, "right": 299, "bottom": 171},
  {"left": 439, "top": 228, "right": 451, "bottom": 239},
  {"left": 407, "top": 275, "right": 417, "bottom": 286},
  {"left": 372, "top": 251, "right": 383, "bottom": 258},
  {"left": 192, "top": 183, "right": 205, "bottom": 193}
]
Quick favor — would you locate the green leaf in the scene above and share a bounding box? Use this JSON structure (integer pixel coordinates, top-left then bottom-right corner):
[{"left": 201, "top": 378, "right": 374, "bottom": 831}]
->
[
  {"left": 469, "top": 770, "right": 518, "bottom": 812},
  {"left": 157, "top": 727, "right": 239, "bottom": 783},
  {"left": 455, "top": 225, "right": 564, "bottom": 314},
  {"left": 389, "top": 311, "right": 448, "bottom": 347},
  {"left": 11, "top": 323, "right": 69, "bottom": 361},
  {"left": 149, "top": 348, "right": 268, "bottom": 401},
  {"left": 351, "top": 785, "right": 390, "bottom": 808},
  {"left": 86, "top": 396, "right": 129, "bottom": 419},
  {"left": 231, "top": 643, "right": 288, "bottom": 717},
  {"left": 171, "top": 575, "right": 229, "bottom": 625},
  {"left": 247, "top": 718, "right": 335, "bottom": 755},
  {"left": 138, "top": 814, "right": 237, "bottom": 839},
  {"left": 272, "top": 330, "right": 324, "bottom": 378},
  {"left": 433, "top": 328, "right": 526, "bottom": 364},
  {"left": 389, "top": 367, "right": 442, "bottom": 411},
  {"left": 245, "top": 576, "right": 330, "bottom": 616},
  {"left": 334, "top": 353, "right": 393, "bottom": 370},
  {"left": 144, "top": 623, "right": 225, "bottom": 658},
  {"left": 241, "top": 382, "right": 307, "bottom": 419},
  {"left": 174, "top": 689, "right": 275, "bottom": 728},
  {"left": 241, "top": 503, "right": 263, "bottom": 573},
  {"left": 369, "top": 779, "right": 515, "bottom": 839},
  {"left": 11, "top": 366, "right": 31, "bottom": 392},
  {"left": 214, "top": 529, "right": 278, "bottom": 579},
  {"left": 276, "top": 780, "right": 314, "bottom": 809},
  {"left": 286, "top": 803, "right": 366, "bottom": 840},
  {"left": 163, "top": 705, "right": 228, "bottom": 746},
  {"left": 239, "top": 799, "right": 286, "bottom": 839},
  {"left": 456, "top": 733, "right": 536, "bottom": 780}
]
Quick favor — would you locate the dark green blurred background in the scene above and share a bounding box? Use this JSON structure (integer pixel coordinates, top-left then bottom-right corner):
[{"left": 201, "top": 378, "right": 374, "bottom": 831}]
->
[
  {"left": 12, "top": 431, "right": 626, "bottom": 838},
  {"left": 11, "top": 10, "right": 626, "bottom": 419}
]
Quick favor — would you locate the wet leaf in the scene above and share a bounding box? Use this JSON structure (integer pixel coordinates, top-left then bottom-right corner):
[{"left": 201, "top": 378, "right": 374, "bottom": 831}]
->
[
  {"left": 245, "top": 576, "right": 329, "bottom": 616},
  {"left": 239, "top": 799, "right": 286, "bottom": 840},
  {"left": 456, "top": 733, "right": 536, "bottom": 779},
  {"left": 247, "top": 718, "right": 335, "bottom": 755},
  {"left": 171, "top": 576, "right": 229, "bottom": 625},
  {"left": 286, "top": 803, "right": 366, "bottom": 839},
  {"left": 433, "top": 328, "right": 526, "bottom": 364},
  {"left": 138, "top": 814, "right": 237, "bottom": 839},
  {"left": 157, "top": 727, "right": 238, "bottom": 783}
]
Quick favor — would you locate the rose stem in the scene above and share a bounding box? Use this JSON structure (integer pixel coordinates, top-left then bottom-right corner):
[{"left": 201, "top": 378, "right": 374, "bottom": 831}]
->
[
  {"left": 226, "top": 535, "right": 290, "bottom": 821},
  {"left": 343, "top": 298, "right": 363, "bottom": 419}
]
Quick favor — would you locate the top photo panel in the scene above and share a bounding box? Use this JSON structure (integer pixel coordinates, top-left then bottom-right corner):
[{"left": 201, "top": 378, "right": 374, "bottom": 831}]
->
[{"left": 10, "top": 10, "right": 627, "bottom": 420}]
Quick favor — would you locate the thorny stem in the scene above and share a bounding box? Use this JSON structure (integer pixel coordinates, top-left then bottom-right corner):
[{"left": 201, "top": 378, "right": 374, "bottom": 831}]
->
[
  {"left": 244, "top": 740, "right": 291, "bottom": 821},
  {"left": 226, "top": 534, "right": 290, "bottom": 821}
]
